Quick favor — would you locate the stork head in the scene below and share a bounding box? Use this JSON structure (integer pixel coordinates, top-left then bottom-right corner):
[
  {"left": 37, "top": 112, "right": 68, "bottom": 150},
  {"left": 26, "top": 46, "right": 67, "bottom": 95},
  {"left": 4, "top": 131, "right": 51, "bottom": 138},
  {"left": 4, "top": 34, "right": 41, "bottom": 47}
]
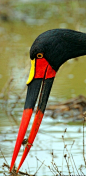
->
[{"left": 30, "top": 28, "right": 86, "bottom": 71}]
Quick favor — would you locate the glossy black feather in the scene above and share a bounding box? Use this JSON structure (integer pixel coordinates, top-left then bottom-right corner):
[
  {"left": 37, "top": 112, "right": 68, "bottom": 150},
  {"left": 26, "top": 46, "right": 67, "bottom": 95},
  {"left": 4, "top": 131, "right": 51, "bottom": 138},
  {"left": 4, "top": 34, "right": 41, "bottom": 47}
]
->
[{"left": 30, "top": 29, "right": 86, "bottom": 71}]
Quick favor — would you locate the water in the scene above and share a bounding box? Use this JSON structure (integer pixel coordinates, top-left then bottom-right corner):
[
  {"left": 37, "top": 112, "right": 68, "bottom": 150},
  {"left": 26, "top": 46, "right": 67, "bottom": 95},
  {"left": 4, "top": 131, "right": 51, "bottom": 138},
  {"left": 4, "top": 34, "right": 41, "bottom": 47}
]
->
[
  {"left": 0, "top": 1, "right": 86, "bottom": 175},
  {"left": 0, "top": 110, "right": 86, "bottom": 175}
]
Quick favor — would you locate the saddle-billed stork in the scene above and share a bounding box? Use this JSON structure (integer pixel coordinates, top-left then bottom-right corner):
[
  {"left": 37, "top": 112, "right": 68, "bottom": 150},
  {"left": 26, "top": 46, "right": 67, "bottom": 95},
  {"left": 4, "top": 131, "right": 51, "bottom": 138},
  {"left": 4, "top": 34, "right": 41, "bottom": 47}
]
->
[{"left": 10, "top": 29, "right": 86, "bottom": 172}]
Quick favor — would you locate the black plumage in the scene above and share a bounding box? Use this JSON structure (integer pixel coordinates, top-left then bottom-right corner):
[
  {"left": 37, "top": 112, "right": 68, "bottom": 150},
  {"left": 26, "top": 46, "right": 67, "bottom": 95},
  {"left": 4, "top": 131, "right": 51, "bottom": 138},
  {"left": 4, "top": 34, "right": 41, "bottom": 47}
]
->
[{"left": 30, "top": 29, "right": 86, "bottom": 71}]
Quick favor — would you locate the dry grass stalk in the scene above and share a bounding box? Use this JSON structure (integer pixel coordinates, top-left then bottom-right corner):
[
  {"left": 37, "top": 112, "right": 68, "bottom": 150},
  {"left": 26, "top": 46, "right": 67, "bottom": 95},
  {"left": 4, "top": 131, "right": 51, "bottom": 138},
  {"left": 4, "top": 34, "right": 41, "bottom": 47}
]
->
[
  {"left": 62, "top": 128, "right": 80, "bottom": 175},
  {"left": 83, "top": 111, "right": 86, "bottom": 166}
]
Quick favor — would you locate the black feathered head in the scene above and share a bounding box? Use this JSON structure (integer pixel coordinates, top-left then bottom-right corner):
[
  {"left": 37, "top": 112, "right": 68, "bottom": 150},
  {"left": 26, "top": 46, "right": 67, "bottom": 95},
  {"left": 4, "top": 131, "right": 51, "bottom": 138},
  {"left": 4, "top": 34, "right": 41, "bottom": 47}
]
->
[{"left": 30, "top": 29, "right": 86, "bottom": 71}]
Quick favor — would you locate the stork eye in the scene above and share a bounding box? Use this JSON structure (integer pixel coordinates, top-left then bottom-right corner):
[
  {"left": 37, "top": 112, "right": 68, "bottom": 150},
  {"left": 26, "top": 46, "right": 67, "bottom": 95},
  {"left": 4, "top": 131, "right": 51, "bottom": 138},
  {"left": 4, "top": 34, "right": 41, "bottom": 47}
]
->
[{"left": 37, "top": 53, "right": 43, "bottom": 58}]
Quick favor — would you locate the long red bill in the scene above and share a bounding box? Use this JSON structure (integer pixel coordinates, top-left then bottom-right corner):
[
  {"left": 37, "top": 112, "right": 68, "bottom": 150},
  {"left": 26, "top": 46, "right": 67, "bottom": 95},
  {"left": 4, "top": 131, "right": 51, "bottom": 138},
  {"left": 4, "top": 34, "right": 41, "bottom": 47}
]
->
[
  {"left": 17, "top": 77, "right": 55, "bottom": 172},
  {"left": 10, "top": 79, "right": 42, "bottom": 172}
]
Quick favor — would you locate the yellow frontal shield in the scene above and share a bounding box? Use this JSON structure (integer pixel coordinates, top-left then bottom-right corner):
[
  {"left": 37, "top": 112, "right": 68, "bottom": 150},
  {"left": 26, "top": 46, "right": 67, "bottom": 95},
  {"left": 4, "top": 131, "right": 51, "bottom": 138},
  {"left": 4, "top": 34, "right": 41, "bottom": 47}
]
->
[{"left": 26, "top": 59, "right": 35, "bottom": 84}]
